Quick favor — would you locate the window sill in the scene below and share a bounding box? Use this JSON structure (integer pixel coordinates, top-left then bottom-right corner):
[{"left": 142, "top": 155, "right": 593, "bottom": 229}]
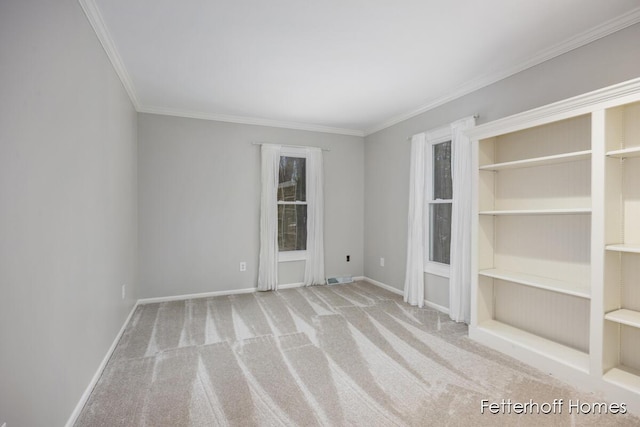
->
[
  {"left": 424, "top": 261, "right": 450, "bottom": 278},
  {"left": 278, "top": 250, "right": 307, "bottom": 262}
]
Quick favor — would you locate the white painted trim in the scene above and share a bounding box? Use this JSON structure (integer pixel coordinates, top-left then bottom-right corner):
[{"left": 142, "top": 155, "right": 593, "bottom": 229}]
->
[
  {"left": 362, "top": 277, "right": 451, "bottom": 315},
  {"left": 277, "top": 282, "right": 306, "bottom": 290},
  {"left": 138, "top": 106, "right": 365, "bottom": 137},
  {"left": 137, "top": 287, "right": 257, "bottom": 305},
  {"left": 278, "top": 251, "right": 307, "bottom": 262},
  {"left": 64, "top": 301, "right": 138, "bottom": 427},
  {"left": 423, "top": 299, "right": 450, "bottom": 315},
  {"left": 365, "top": 7, "right": 640, "bottom": 136},
  {"left": 136, "top": 282, "right": 312, "bottom": 305},
  {"left": 78, "top": 0, "right": 140, "bottom": 109},
  {"left": 79, "top": 0, "right": 639, "bottom": 139},
  {"left": 467, "top": 77, "right": 640, "bottom": 140},
  {"left": 424, "top": 261, "right": 450, "bottom": 279},
  {"left": 360, "top": 276, "right": 403, "bottom": 296}
]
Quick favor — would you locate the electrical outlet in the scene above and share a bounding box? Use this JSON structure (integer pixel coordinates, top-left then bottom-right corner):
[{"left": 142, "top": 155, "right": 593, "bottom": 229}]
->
[
  {"left": 121, "top": 284, "right": 126, "bottom": 300},
  {"left": 380, "top": 257, "right": 385, "bottom": 267},
  {"left": 239, "top": 262, "right": 247, "bottom": 272},
  {"left": 346, "top": 255, "right": 350, "bottom": 262}
]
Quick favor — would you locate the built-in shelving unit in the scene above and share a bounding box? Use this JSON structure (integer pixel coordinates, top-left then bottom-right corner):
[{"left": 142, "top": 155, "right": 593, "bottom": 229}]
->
[
  {"left": 479, "top": 149, "right": 592, "bottom": 171},
  {"left": 606, "top": 244, "right": 640, "bottom": 253},
  {"left": 607, "top": 146, "right": 640, "bottom": 159},
  {"left": 469, "top": 78, "right": 640, "bottom": 414},
  {"left": 602, "top": 100, "right": 640, "bottom": 398},
  {"left": 479, "top": 269, "right": 590, "bottom": 299},
  {"left": 605, "top": 309, "right": 640, "bottom": 329},
  {"left": 478, "top": 208, "right": 591, "bottom": 215}
]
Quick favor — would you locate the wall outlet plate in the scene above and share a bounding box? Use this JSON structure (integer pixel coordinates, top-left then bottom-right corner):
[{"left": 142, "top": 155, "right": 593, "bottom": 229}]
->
[
  {"left": 380, "top": 257, "right": 385, "bottom": 267},
  {"left": 239, "top": 262, "right": 247, "bottom": 272}
]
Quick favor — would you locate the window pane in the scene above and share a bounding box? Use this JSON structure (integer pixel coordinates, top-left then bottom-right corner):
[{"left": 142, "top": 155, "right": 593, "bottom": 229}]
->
[
  {"left": 278, "top": 157, "right": 306, "bottom": 202},
  {"left": 430, "top": 203, "right": 451, "bottom": 264},
  {"left": 278, "top": 204, "right": 307, "bottom": 251},
  {"left": 433, "top": 141, "right": 452, "bottom": 200}
]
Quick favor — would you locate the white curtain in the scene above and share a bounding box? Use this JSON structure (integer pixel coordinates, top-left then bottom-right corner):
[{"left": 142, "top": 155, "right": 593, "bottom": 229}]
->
[
  {"left": 304, "top": 147, "right": 326, "bottom": 285},
  {"left": 403, "top": 133, "right": 427, "bottom": 307},
  {"left": 449, "top": 117, "right": 476, "bottom": 322},
  {"left": 258, "top": 144, "right": 281, "bottom": 291}
]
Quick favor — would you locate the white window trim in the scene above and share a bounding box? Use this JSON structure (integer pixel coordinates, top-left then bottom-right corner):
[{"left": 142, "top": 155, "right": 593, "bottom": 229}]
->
[
  {"left": 424, "top": 125, "right": 452, "bottom": 278},
  {"left": 278, "top": 146, "right": 308, "bottom": 262}
]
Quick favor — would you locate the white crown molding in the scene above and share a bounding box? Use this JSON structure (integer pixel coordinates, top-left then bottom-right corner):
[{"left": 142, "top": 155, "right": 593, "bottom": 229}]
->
[
  {"left": 138, "top": 105, "right": 365, "bottom": 137},
  {"left": 365, "top": 7, "right": 640, "bottom": 136},
  {"left": 79, "top": 0, "right": 140, "bottom": 109},
  {"left": 80, "top": 0, "right": 639, "bottom": 139},
  {"left": 466, "top": 77, "right": 640, "bottom": 140}
]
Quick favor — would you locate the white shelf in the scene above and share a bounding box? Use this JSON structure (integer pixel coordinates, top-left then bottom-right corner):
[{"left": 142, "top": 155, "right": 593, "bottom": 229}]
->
[
  {"left": 607, "top": 146, "right": 640, "bottom": 159},
  {"left": 479, "top": 268, "right": 590, "bottom": 299},
  {"left": 605, "top": 309, "right": 640, "bottom": 329},
  {"left": 480, "top": 150, "right": 591, "bottom": 171},
  {"left": 479, "top": 208, "right": 591, "bottom": 216},
  {"left": 606, "top": 244, "right": 640, "bottom": 254},
  {"left": 603, "top": 367, "right": 640, "bottom": 394},
  {"left": 477, "top": 320, "right": 590, "bottom": 372}
]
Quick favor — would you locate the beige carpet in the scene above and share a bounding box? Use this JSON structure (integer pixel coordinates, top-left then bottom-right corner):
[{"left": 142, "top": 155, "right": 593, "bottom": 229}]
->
[{"left": 75, "top": 281, "right": 637, "bottom": 426}]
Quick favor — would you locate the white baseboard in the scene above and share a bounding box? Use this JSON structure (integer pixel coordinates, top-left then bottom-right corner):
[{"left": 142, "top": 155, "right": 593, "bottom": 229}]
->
[
  {"left": 65, "top": 301, "right": 139, "bottom": 427},
  {"left": 423, "top": 300, "right": 450, "bottom": 315},
  {"left": 137, "top": 282, "right": 312, "bottom": 305},
  {"left": 137, "top": 286, "right": 257, "bottom": 305},
  {"left": 277, "top": 282, "right": 305, "bottom": 290},
  {"left": 361, "top": 276, "right": 450, "bottom": 315},
  {"left": 360, "top": 276, "right": 402, "bottom": 295}
]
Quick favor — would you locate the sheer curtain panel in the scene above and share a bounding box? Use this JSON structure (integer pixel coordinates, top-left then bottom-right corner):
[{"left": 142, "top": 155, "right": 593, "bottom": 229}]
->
[
  {"left": 449, "top": 117, "right": 476, "bottom": 322},
  {"left": 403, "top": 133, "right": 427, "bottom": 307},
  {"left": 258, "top": 144, "right": 281, "bottom": 291},
  {"left": 303, "top": 147, "right": 326, "bottom": 285}
]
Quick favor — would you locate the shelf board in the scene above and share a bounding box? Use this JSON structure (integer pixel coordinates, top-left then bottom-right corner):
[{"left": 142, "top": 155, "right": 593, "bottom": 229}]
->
[
  {"left": 478, "top": 320, "right": 590, "bottom": 372},
  {"left": 479, "top": 208, "right": 591, "bottom": 216},
  {"left": 605, "top": 309, "right": 640, "bottom": 329},
  {"left": 479, "top": 268, "right": 590, "bottom": 299},
  {"left": 603, "top": 366, "right": 640, "bottom": 394},
  {"left": 480, "top": 150, "right": 592, "bottom": 171},
  {"left": 606, "top": 146, "right": 640, "bottom": 159},
  {"left": 605, "top": 244, "right": 640, "bottom": 254}
]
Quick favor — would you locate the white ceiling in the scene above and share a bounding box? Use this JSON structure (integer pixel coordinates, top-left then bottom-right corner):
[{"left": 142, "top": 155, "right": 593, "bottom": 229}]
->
[{"left": 83, "top": 0, "right": 640, "bottom": 136}]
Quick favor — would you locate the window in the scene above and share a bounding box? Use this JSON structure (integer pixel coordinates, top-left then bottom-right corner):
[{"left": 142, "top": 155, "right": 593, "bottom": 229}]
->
[
  {"left": 277, "top": 148, "right": 308, "bottom": 261},
  {"left": 425, "top": 127, "right": 453, "bottom": 277}
]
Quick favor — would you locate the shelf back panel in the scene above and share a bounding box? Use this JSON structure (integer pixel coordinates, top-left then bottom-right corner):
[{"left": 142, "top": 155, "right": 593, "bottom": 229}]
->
[
  {"left": 494, "top": 215, "right": 591, "bottom": 284},
  {"left": 494, "top": 280, "right": 590, "bottom": 353}
]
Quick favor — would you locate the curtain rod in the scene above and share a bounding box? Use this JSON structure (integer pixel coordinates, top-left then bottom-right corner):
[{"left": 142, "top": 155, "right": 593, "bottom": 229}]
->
[
  {"left": 406, "top": 114, "right": 479, "bottom": 141},
  {"left": 252, "top": 142, "right": 330, "bottom": 152}
]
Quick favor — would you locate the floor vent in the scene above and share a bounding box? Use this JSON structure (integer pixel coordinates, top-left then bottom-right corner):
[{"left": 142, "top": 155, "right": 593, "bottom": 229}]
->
[{"left": 326, "top": 276, "right": 353, "bottom": 285}]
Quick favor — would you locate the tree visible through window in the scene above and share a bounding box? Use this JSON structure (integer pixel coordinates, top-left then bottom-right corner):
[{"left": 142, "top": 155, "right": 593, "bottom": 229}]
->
[
  {"left": 277, "top": 156, "right": 307, "bottom": 251},
  {"left": 430, "top": 141, "right": 452, "bottom": 265}
]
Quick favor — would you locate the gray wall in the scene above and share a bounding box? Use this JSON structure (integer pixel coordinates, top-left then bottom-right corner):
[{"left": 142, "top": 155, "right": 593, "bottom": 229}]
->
[
  {"left": 364, "top": 23, "right": 640, "bottom": 305},
  {"left": 137, "top": 114, "right": 364, "bottom": 298},
  {"left": 0, "top": 1, "right": 138, "bottom": 426}
]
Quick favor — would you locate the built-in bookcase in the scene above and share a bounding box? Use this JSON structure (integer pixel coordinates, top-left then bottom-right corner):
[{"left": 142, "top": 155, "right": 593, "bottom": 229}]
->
[
  {"left": 476, "top": 115, "right": 592, "bottom": 372},
  {"left": 603, "top": 101, "right": 640, "bottom": 394},
  {"left": 469, "top": 78, "right": 640, "bottom": 413}
]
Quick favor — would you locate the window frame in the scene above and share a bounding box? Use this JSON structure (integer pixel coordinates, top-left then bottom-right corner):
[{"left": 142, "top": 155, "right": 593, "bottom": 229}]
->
[
  {"left": 277, "top": 146, "right": 308, "bottom": 262},
  {"left": 424, "top": 126, "right": 453, "bottom": 278}
]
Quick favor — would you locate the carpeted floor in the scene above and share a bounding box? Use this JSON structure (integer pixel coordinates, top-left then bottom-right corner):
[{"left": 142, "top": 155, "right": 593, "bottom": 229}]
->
[{"left": 75, "top": 281, "right": 638, "bottom": 426}]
